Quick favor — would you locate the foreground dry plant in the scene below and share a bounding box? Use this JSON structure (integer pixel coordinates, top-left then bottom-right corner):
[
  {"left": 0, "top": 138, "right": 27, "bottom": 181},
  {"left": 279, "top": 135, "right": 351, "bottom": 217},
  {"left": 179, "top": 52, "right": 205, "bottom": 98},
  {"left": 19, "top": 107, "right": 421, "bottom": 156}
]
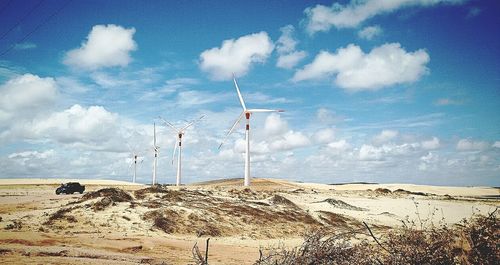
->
[{"left": 254, "top": 210, "right": 499, "bottom": 265}]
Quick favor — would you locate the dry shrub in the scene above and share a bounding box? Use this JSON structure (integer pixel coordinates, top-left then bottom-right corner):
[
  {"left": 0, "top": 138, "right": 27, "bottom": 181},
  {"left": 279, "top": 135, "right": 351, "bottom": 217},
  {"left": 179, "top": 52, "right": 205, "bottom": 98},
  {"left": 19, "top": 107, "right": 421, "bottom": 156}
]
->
[
  {"left": 374, "top": 188, "right": 392, "bottom": 194},
  {"left": 257, "top": 210, "right": 499, "bottom": 265},
  {"left": 318, "top": 211, "right": 362, "bottom": 229},
  {"left": 134, "top": 185, "right": 169, "bottom": 199},
  {"left": 5, "top": 220, "right": 22, "bottom": 230},
  {"left": 143, "top": 209, "right": 179, "bottom": 233},
  {"left": 269, "top": 195, "right": 298, "bottom": 208},
  {"left": 196, "top": 223, "right": 222, "bottom": 237},
  {"left": 316, "top": 198, "right": 366, "bottom": 211},
  {"left": 0, "top": 249, "right": 12, "bottom": 255},
  {"left": 82, "top": 188, "right": 132, "bottom": 202},
  {"left": 43, "top": 207, "right": 76, "bottom": 225}
]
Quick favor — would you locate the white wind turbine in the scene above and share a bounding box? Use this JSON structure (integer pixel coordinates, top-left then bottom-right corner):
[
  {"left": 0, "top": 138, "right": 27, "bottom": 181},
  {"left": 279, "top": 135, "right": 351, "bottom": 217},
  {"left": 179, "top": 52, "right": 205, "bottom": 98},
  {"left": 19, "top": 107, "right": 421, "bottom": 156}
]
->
[
  {"left": 127, "top": 144, "right": 144, "bottom": 183},
  {"left": 159, "top": 115, "right": 204, "bottom": 186},
  {"left": 152, "top": 123, "right": 160, "bottom": 185},
  {"left": 219, "top": 77, "right": 284, "bottom": 186}
]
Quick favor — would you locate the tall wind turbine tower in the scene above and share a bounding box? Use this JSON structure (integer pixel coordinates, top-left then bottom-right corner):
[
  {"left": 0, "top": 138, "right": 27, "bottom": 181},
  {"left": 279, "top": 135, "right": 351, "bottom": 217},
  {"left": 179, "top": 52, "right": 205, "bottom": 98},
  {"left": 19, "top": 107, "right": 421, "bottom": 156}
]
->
[
  {"left": 219, "top": 77, "right": 283, "bottom": 186},
  {"left": 127, "top": 144, "right": 144, "bottom": 184},
  {"left": 159, "top": 115, "right": 204, "bottom": 186},
  {"left": 152, "top": 123, "right": 160, "bottom": 185}
]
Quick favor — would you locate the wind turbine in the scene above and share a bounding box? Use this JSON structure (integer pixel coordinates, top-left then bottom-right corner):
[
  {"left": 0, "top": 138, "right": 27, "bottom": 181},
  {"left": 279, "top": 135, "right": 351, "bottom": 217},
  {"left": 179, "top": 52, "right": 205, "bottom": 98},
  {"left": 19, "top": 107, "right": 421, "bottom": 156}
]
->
[
  {"left": 219, "top": 77, "right": 284, "bottom": 186},
  {"left": 152, "top": 123, "right": 160, "bottom": 185},
  {"left": 127, "top": 144, "right": 144, "bottom": 183},
  {"left": 159, "top": 115, "right": 204, "bottom": 186}
]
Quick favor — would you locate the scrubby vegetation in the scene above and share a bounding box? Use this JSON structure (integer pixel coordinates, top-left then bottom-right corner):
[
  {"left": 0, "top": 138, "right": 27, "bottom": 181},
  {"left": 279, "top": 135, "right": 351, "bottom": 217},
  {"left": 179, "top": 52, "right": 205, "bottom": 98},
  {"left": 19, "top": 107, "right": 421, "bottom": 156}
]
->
[{"left": 254, "top": 210, "right": 499, "bottom": 265}]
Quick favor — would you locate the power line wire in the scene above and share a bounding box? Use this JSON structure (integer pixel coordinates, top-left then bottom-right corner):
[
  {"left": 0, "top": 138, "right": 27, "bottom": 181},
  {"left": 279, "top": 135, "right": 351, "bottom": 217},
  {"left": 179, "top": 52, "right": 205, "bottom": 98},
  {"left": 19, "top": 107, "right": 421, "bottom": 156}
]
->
[
  {"left": 0, "top": 0, "right": 72, "bottom": 57},
  {"left": 0, "top": 0, "right": 45, "bottom": 40}
]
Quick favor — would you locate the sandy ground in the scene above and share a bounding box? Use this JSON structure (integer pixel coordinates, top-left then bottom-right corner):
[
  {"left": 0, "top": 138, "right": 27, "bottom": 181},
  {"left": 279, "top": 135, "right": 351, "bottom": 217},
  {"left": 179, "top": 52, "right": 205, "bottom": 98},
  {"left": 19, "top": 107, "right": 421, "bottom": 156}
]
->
[{"left": 0, "top": 178, "right": 498, "bottom": 264}]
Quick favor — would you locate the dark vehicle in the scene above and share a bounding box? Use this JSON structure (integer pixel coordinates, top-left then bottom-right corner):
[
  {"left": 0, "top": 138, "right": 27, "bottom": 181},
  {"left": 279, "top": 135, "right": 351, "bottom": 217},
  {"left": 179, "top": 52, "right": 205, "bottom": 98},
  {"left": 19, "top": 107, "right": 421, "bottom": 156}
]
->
[{"left": 56, "top": 182, "right": 85, "bottom": 195}]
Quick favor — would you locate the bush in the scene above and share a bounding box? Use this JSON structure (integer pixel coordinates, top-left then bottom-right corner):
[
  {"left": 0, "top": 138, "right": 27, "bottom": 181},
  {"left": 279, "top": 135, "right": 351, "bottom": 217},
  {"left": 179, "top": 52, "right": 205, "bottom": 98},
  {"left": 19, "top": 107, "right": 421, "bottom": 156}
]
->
[{"left": 255, "top": 210, "right": 499, "bottom": 265}]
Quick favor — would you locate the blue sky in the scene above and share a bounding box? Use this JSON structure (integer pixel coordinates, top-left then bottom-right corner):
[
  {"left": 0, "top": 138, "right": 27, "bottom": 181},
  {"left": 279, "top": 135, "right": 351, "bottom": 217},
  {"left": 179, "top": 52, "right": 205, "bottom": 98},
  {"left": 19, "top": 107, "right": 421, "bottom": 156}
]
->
[{"left": 0, "top": 0, "right": 499, "bottom": 186}]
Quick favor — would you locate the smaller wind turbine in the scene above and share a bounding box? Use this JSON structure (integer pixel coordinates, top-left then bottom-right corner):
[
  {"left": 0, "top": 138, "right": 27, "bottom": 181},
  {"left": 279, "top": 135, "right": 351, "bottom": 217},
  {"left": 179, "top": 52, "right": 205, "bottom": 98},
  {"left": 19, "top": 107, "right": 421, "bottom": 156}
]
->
[
  {"left": 159, "top": 115, "right": 204, "bottom": 186},
  {"left": 152, "top": 123, "right": 160, "bottom": 185},
  {"left": 127, "top": 144, "right": 144, "bottom": 183},
  {"left": 219, "top": 76, "right": 283, "bottom": 186}
]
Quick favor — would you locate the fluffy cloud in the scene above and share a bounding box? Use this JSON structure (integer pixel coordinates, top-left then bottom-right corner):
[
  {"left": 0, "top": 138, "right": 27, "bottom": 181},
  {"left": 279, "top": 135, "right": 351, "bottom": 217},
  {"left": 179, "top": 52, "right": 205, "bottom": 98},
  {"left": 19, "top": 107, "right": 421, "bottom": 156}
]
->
[
  {"left": 33, "top": 104, "right": 119, "bottom": 145},
  {"left": 327, "top": 139, "right": 351, "bottom": 154},
  {"left": 304, "top": 0, "right": 466, "bottom": 34},
  {"left": 358, "top": 25, "right": 382, "bottom": 40},
  {"left": 372, "top": 129, "right": 398, "bottom": 145},
  {"left": 64, "top": 24, "right": 137, "bottom": 70},
  {"left": 493, "top": 141, "right": 500, "bottom": 148},
  {"left": 421, "top": 137, "right": 440, "bottom": 150},
  {"left": 264, "top": 113, "right": 288, "bottom": 136},
  {"left": 359, "top": 144, "right": 384, "bottom": 161},
  {"left": 0, "top": 74, "right": 57, "bottom": 124},
  {"left": 269, "top": 130, "right": 310, "bottom": 151},
  {"left": 276, "top": 25, "right": 307, "bottom": 69},
  {"left": 314, "top": 128, "right": 335, "bottom": 144},
  {"left": 293, "top": 43, "right": 429, "bottom": 91},
  {"left": 199, "top": 32, "right": 274, "bottom": 80},
  {"left": 456, "top": 139, "right": 489, "bottom": 151}
]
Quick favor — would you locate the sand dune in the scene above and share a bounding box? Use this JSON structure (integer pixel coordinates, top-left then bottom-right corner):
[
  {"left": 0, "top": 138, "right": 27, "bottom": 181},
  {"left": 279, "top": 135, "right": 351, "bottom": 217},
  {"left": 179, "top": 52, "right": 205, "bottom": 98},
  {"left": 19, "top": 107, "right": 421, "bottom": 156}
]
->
[{"left": 0, "top": 178, "right": 498, "bottom": 264}]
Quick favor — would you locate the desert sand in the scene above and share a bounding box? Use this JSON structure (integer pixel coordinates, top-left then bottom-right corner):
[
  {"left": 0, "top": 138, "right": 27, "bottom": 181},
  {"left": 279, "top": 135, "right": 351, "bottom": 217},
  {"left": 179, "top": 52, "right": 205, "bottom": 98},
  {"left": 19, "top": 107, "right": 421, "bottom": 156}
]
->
[{"left": 0, "top": 178, "right": 498, "bottom": 264}]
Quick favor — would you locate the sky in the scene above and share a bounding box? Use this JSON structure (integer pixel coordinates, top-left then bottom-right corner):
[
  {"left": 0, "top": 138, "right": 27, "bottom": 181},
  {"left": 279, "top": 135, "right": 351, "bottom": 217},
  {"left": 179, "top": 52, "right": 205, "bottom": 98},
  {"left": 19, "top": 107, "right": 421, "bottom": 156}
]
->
[{"left": 0, "top": 0, "right": 499, "bottom": 186}]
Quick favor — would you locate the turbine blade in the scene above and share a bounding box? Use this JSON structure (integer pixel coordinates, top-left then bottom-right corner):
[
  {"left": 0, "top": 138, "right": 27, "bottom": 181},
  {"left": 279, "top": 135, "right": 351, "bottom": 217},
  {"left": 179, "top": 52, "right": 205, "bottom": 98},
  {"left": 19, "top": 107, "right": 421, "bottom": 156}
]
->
[
  {"left": 233, "top": 77, "right": 247, "bottom": 110},
  {"left": 158, "top": 116, "right": 179, "bottom": 132},
  {"left": 126, "top": 143, "right": 132, "bottom": 153},
  {"left": 181, "top": 114, "right": 205, "bottom": 131},
  {"left": 218, "top": 111, "right": 245, "bottom": 149},
  {"left": 172, "top": 139, "right": 178, "bottom": 165},
  {"left": 247, "top": 108, "right": 285, "bottom": 113}
]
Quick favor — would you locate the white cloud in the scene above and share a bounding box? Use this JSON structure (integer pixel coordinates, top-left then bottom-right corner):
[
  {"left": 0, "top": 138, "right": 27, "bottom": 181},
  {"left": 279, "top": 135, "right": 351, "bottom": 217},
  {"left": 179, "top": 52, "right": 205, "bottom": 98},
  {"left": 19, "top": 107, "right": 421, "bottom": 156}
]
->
[
  {"left": 358, "top": 25, "right": 382, "bottom": 40},
  {"left": 264, "top": 113, "right": 288, "bottom": 136},
  {"left": 293, "top": 43, "right": 429, "bottom": 91},
  {"left": 493, "top": 141, "right": 500, "bottom": 148},
  {"left": 0, "top": 74, "right": 57, "bottom": 124},
  {"left": 276, "top": 25, "right": 307, "bottom": 69},
  {"left": 277, "top": 51, "right": 308, "bottom": 69},
  {"left": 13, "top": 42, "right": 37, "bottom": 50},
  {"left": 199, "top": 32, "right": 274, "bottom": 80},
  {"left": 456, "top": 139, "right": 489, "bottom": 151},
  {"left": 8, "top": 149, "right": 55, "bottom": 160},
  {"left": 373, "top": 130, "right": 399, "bottom": 145},
  {"left": 434, "top": 98, "right": 462, "bottom": 106},
  {"left": 175, "top": 90, "right": 232, "bottom": 108},
  {"left": 33, "top": 104, "right": 119, "bottom": 145},
  {"left": 421, "top": 137, "right": 440, "bottom": 150},
  {"left": 64, "top": 24, "right": 137, "bottom": 70},
  {"left": 314, "top": 128, "right": 335, "bottom": 144},
  {"left": 327, "top": 139, "right": 351, "bottom": 154},
  {"left": 269, "top": 130, "right": 310, "bottom": 151},
  {"left": 304, "top": 0, "right": 466, "bottom": 34},
  {"left": 359, "top": 144, "right": 384, "bottom": 161}
]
